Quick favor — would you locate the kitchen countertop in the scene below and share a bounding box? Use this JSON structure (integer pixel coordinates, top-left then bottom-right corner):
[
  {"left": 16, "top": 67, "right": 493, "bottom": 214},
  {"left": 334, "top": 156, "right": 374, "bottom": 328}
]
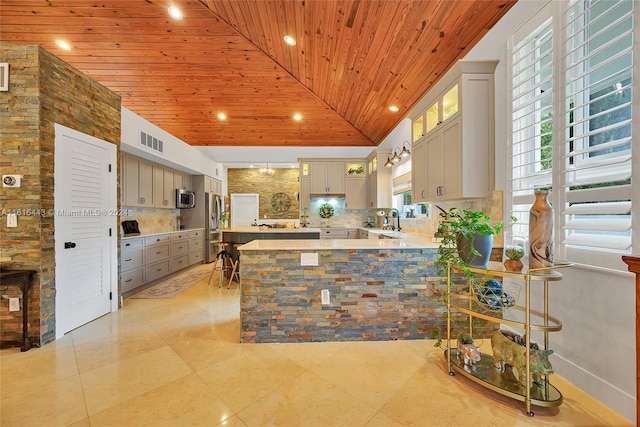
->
[
  {"left": 121, "top": 228, "right": 204, "bottom": 240},
  {"left": 239, "top": 233, "right": 438, "bottom": 250},
  {"left": 223, "top": 226, "right": 321, "bottom": 233}
]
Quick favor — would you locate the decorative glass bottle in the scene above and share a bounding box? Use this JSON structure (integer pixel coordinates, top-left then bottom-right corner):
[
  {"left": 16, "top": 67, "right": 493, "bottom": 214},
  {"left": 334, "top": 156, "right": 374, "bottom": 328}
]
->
[{"left": 529, "top": 189, "right": 553, "bottom": 269}]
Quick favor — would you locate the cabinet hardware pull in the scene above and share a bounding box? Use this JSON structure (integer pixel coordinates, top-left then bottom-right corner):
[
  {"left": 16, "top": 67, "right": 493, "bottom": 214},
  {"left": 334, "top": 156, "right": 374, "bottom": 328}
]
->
[
  {"left": 156, "top": 251, "right": 161, "bottom": 254},
  {"left": 125, "top": 279, "right": 132, "bottom": 282},
  {"left": 156, "top": 268, "right": 162, "bottom": 272},
  {"left": 125, "top": 258, "right": 132, "bottom": 261},
  {"left": 125, "top": 243, "right": 131, "bottom": 247}
]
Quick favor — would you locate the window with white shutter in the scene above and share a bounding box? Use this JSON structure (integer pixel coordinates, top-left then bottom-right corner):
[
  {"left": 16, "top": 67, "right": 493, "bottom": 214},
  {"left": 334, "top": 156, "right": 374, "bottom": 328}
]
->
[
  {"left": 509, "top": 0, "right": 634, "bottom": 271},
  {"left": 562, "top": 0, "right": 633, "bottom": 267},
  {"left": 510, "top": 12, "right": 554, "bottom": 239}
]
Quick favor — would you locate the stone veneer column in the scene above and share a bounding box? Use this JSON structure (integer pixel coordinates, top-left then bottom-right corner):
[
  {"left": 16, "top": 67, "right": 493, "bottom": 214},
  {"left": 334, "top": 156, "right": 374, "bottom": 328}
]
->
[{"left": 0, "top": 45, "right": 121, "bottom": 346}]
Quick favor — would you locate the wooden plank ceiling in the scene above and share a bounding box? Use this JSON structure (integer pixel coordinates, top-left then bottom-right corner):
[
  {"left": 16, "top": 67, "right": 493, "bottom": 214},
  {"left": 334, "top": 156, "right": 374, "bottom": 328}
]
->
[{"left": 0, "top": 0, "right": 516, "bottom": 148}]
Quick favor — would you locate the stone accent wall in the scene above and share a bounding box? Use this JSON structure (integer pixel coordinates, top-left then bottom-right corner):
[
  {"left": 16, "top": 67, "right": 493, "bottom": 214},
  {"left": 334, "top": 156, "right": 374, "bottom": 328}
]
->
[
  {"left": 240, "top": 247, "right": 496, "bottom": 343},
  {"left": 227, "top": 168, "right": 299, "bottom": 220},
  {"left": 0, "top": 45, "right": 121, "bottom": 346}
]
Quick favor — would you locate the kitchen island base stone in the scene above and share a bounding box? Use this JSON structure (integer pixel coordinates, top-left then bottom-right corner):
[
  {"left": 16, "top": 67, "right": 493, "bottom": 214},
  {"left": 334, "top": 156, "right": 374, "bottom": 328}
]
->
[{"left": 240, "top": 248, "right": 492, "bottom": 343}]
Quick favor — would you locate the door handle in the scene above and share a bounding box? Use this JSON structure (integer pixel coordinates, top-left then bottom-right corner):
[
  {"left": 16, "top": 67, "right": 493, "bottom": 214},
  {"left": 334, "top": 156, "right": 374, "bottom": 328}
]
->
[{"left": 64, "top": 242, "right": 76, "bottom": 249}]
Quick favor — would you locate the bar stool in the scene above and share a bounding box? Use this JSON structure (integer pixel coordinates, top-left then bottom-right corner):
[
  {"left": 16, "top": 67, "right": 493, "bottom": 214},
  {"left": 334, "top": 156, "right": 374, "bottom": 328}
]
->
[
  {"left": 228, "top": 244, "right": 242, "bottom": 290},
  {"left": 208, "top": 241, "right": 233, "bottom": 287}
]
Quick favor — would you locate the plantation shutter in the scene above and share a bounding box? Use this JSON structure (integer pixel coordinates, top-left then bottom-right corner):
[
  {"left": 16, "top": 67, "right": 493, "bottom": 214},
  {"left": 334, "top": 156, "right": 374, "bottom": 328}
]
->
[
  {"left": 561, "top": 0, "right": 633, "bottom": 256},
  {"left": 510, "top": 14, "right": 554, "bottom": 238}
]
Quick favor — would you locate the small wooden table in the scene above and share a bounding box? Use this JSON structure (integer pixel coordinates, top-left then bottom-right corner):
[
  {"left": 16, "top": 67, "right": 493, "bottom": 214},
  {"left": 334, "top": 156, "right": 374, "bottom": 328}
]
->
[{"left": 0, "top": 269, "right": 35, "bottom": 351}]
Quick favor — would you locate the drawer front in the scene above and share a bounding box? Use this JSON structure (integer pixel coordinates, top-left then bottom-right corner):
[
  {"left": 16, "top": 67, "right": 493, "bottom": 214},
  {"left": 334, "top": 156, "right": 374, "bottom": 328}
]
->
[
  {"left": 188, "top": 250, "right": 203, "bottom": 265},
  {"left": 122, "top": 238, "right": 144, "bottom": 251},
  {"left": 145, "top": 261, "right": 170, "bottom": 283},
  {"left": 145, "top": 234, "right": 170, "bottom": 246},
  {"left": 145, "top": 244, "right": 170, "bottom": 264},
  {"left": 170, "top": 240, "right": 189, "bottom": 256},
  {"left": 170, "top": 255, "right": 189, "bottom": 272},
  {"left": 121, "top": 248, "right": 144, "bottom": 272},
  {"left": 188, "top": 238, "right": 203, "bottom": 252},
  {"left": 170, "top": 232, "right": 188, "bottom": 241},
  {"left": 121, "top": 268, "right": 144, "bottom": 293},
  {"left": 188, "top": 229, "right": 204, "bottom": 239}
]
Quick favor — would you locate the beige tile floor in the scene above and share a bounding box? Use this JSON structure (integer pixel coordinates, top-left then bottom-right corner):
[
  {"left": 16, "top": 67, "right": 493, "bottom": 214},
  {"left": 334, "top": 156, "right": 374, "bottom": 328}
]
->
[{"left": 0, "top": 263, "right": 632, "bottom": 426}]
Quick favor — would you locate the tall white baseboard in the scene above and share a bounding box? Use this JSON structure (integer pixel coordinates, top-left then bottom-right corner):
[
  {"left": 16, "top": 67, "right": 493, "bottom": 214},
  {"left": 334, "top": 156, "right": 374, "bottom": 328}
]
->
[{"left": 553, "top": 353, "right": 636, "bottom": 423}]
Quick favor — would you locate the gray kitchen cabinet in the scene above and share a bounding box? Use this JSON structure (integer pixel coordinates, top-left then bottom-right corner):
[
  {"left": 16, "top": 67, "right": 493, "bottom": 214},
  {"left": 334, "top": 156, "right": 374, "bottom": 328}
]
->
[
  {"left": 174, "top": 171, "right": 192, "bottom": 191},
  {"left": 411, "top": 60, "right": 496, "bottom": 202},
  {"left": 120, "top": 229, "right": 205, "bottom": 295},
  {"left": 205, "top": 176, "right": 222, "bottom": 195},
  {"left": 411, "top": 139, "right": 428, "bottom": 203},
  {"left": 153, "top": 165, "right": 175, "bottom": 209},
  {"left": 309, "top": 162, "right": 345, "bottom": 194},
  {"left": 120, "top": 237, "right": 144, "bottom": 293},
  {"left": 366, "top": 150, "right": 391, "bottom": 208},
  {"left": 299, "top": 177, "right": 310, "bottom": 210},
  {"left": 345, "top": 176, "right": 366, "bottom": 209},
  {"left": 122, "top": 153, "right": 154, "bottom": 207}
]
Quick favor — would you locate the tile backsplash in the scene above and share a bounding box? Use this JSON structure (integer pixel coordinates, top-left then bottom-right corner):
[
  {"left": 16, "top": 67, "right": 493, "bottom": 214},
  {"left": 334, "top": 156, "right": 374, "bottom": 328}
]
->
[
  {"left": 120, "top": 206, "right": 181, "bottom": 235},
  {"left": 304, "top": 191, "right": 504, "bottom": 243}
]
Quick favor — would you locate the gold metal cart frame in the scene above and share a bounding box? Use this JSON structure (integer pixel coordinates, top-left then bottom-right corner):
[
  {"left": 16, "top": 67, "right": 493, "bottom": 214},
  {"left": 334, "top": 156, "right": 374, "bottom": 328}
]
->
[{"left": 446, "top": 261, "right": 572, "bottom": 416}]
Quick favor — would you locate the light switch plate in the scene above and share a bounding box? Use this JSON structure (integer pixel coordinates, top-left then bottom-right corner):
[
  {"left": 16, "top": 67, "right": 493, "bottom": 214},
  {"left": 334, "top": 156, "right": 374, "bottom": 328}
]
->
[{"left": 300, "top": 252, "right": 318, "bottom": 266}]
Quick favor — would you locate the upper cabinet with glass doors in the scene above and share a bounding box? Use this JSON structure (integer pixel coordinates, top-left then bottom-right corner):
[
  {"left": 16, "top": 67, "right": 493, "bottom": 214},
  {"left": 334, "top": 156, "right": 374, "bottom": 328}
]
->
[{"left": 414, "top": 82, "right": 460, "bottom": 142}]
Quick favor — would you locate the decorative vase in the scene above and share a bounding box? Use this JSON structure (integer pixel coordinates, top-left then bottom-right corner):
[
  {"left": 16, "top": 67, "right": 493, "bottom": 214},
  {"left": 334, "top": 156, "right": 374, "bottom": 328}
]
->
[
  {"left": 456, "top": 233, "right": 493, "bottom": 268},
  {"left": 529, "top": 189, "right": 553, "bottom": 269}
]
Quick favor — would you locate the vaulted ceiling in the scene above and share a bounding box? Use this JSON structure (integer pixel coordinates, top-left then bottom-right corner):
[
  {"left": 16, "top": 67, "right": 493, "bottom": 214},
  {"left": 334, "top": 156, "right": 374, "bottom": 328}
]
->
[{"left": 1, "top": 0, "right": 516, "bottom": 149}]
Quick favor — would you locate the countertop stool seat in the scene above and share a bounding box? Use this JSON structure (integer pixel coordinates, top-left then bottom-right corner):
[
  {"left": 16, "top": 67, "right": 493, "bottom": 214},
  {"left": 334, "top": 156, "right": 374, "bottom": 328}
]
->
[
  {"left": 228, "top": 244, "right": 242, "bottom": 290},
  {"left": 208, "top": 242, "right": 233, "bottom": 288}
]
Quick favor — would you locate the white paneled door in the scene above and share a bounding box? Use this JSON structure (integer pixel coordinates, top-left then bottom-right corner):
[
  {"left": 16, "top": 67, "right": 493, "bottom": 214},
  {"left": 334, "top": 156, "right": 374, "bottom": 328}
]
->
[
  {"left": 230, "top": 194, "right": 259, "bottom": 227},
  {"left": 54, "top": 124, "right": 117, "bottom": 337}
]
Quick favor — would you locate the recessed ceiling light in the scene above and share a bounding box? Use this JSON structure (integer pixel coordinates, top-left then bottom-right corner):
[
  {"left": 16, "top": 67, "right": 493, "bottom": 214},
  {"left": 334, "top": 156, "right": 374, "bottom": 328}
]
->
[
  {"left": 55, "top": 40, "right": 71, "bottom": 51},
  {"left": 283, "top": 35, "right": 297, "bottom": 46},
  {"left": 168, "top": 6, "right": 183, "bottom": 20},
  {"left": 293, "top": 113, "right": 302, "bottom": 121},
  {"left": 388, "top": 105, "right": 399, "bottom": 112},
  {"left": 217, "top": 113, "right": 227, "bottom": 120}
]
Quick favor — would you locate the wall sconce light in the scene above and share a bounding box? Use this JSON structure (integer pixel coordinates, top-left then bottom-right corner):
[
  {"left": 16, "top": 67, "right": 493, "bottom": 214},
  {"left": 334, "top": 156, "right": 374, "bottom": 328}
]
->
[
  {"left": 385, "top": 142, "right": 411, "bottom": 167},
  {"left": 400, "top": 141, "right": 411, "bottom": 157}
]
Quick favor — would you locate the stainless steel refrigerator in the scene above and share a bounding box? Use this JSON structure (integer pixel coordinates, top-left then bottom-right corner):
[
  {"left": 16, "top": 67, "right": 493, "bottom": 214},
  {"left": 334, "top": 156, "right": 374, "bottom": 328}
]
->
[{"left": 205, "top": 192, "right": 221, "bottom": 263}]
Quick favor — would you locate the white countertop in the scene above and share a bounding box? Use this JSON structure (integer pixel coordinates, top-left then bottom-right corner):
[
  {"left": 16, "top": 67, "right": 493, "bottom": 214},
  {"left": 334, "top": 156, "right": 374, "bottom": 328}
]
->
[
  {"left": 223, "top": 226, "right": 321, "bottom": 233},
  {"left": 121, "top": 228, "right": 204, "bottom": 239},
  {"left": 239, "top": 235, "right": 438, "bottom": 250}
]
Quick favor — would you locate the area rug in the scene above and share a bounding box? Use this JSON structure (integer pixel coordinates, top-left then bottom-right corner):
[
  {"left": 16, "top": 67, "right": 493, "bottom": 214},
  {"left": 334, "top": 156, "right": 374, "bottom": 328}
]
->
[{"left": 131, "top": 264, "right": 211, "bottom": 299}]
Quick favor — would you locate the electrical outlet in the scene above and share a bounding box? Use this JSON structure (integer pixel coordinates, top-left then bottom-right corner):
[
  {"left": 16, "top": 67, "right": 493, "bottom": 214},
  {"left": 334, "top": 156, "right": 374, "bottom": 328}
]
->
[
  {"left": 9, "top": 297, "right": 20, "bottom": 312},
  {"left": 321, "top": 289, "right": 330, "bottom": 305},
  {"left": 300, "top": 253, "right": 318, "bottom": 266},
  {"left": 6, "top": 213, "right": 17, "bottom": 228}
]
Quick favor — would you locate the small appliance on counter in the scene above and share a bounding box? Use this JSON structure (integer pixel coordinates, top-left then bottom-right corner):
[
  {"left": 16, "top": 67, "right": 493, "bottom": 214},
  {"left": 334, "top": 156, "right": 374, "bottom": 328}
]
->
[
  {"left": 122, "top": 220, "right": 140, "bottom": 236},
  {"left": 364, "top": 216, "right": 375, "bottom": 227}
]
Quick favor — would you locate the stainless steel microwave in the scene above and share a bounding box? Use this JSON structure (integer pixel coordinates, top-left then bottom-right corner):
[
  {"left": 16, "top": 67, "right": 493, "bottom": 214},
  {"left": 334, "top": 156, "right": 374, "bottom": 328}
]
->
[{"left": 176, "top": 189, "right": 195, "bottom": 209}]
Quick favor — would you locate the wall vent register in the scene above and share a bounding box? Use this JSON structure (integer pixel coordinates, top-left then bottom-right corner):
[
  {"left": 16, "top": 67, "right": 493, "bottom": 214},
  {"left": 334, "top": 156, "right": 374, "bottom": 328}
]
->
[{"left": 140, "top": 131, "right": 164, "bottom": 154}]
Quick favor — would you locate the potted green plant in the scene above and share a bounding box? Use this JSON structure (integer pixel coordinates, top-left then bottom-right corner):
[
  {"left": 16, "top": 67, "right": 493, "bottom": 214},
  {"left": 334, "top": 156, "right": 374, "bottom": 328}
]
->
[
  {"left": 434, "top": 206, "right": 509, "bottom": 277},
  {"left": 220, "top": 211, "right": 229, "bottom": 228}
]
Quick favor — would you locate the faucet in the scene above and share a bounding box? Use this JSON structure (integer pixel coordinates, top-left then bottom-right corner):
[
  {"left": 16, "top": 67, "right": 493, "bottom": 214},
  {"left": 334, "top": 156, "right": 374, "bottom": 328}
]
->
[{"left": 386, "top": 208, "right": 401, "bottom": 232}]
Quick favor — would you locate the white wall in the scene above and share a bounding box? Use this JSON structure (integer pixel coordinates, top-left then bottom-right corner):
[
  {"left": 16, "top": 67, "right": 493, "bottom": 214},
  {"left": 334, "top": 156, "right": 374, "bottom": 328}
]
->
[
  {"left": 460, "top": 0, "right": 636, "bottom": 421},
  {"left": 121, "top": 107, "right": 222, "bottom": 179}
]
